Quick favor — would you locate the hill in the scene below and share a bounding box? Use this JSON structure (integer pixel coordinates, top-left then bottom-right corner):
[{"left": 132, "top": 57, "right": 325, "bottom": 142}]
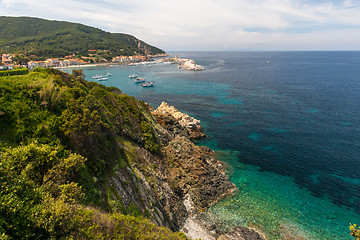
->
[
  {"left": 0, "top": 69, "right": 236, "bottom": 239},
  {"left": 0, "top": 16, "right": 165, "bottom": 59}
]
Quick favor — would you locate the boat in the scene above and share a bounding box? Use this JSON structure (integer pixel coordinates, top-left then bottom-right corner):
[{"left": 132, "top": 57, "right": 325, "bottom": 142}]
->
[
  {"left": 106, "top": 73, "right": 111, "bottom": 76},
  {"left": 134, "top": 77, "right": 145, "bottom": 83},
  {"left": 93, "top": 75, "right": 104, "bottom": 79},
  {"left": 141, "top": 82, "right": 154, "bottom": 87},
  {"left": 129, "top": 74, "right": 137, "bottom": 78},
  {"left": 97, "top": 77, "right": 109, "bottom": 81}
]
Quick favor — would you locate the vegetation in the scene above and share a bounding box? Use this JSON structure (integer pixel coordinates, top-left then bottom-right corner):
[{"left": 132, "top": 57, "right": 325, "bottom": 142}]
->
[
  {"left": 350, "top": 224, "right": 360, "bottom": 239},
  {"left": 0, "top": 69, "right": 186, "bottom": 239},
  {"left": 0, "top": 16, "right": 165, "bottom": 59},
  {"left": 0, "top": 68, "right": 29, "bottom": 77}
]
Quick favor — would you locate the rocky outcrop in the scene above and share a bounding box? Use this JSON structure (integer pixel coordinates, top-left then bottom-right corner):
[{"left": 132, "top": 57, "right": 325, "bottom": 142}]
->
[
  {"left": 106, "top": 101, "right": 266, "bottom": 240},
  {"left": 166, "top": 136, "right": 236, "bottom": 210},
  {"left": 152, "top": 102, "right": 206, "bottom": 139},
  {"left": 104, "top": 100, "right": 238, "bottom": 234},
  {"left": 108, "top": 134, "right": 236, "bottom": 229},
  {"left": 109, "top": 141, "right": 188, "bottom": 231},
  {"left": 151, "top": 111, "right": 190, "bottom": 139},
  {"left": 178, "top": 59, "right": 205, "bottom": 71}
]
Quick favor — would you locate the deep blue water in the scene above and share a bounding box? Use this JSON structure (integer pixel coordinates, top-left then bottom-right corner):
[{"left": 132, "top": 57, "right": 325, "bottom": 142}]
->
[{"left": 63, "top": 51, "right": 360, "bottom": 239}]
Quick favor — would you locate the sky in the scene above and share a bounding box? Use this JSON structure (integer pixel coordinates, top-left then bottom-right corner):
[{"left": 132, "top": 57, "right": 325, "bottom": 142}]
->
[{"left": 1, "top": 0, "right": 360, "bottom": 51}]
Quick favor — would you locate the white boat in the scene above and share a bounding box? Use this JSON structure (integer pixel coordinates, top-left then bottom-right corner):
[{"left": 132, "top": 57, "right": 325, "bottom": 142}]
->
[
  {"left": 93, "top": 75, "right": 104, "bottom": 79},
  {"left": 134, "top": 77, "right": 145, "bottom": 83},
  {"left": 97, "top": 77, "right": 109, "bottom": 81},
  {"left": 106, "top": 73, "right": 111, "bottom": 76},
  {"left": 141, "top": 82, "right": 154, "bottom": 87},
  {"left": 129, "top": 74, "right": 137, "bottom": 78}
]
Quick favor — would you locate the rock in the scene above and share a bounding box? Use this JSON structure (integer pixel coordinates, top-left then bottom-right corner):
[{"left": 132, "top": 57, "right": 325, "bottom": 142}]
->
[
  {"left": 153, "top": 102, "right": 206, "bottom": 139},
  {"left": 178, "top": 59, "right": 205, "bottom": 71},
  {"left": 109, "top": 100, "right": 263, "bottom": 240},
  {"left": 166, "top": 136, "right": 236, "bottom": 210}
]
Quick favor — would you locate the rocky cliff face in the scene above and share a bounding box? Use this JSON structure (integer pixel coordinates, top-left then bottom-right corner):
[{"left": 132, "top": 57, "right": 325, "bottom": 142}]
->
[{"left": 105, "top": 101, "right": 237, "bottom": 237}]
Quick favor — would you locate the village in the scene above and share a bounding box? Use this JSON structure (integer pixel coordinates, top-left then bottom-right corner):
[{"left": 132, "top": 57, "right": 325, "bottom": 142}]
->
[
  {"left": 0, "top": 51, "right": 205, "bottom": 71},
  {"left": 0, "top": 49, "right": 168, "bottom": 70}
]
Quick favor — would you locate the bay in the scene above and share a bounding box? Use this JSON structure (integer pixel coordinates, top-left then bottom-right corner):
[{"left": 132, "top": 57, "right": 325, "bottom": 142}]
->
[{"left": 63, "top": 51, "right": 360, "bottom": 239}]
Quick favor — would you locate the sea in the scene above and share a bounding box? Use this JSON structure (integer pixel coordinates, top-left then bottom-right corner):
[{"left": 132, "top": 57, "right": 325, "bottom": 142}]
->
[{"left": 63, "top": 51, "right": 360, "bottom": 239}]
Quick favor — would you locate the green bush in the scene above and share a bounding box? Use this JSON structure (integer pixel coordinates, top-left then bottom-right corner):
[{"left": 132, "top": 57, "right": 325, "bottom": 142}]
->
[
  {"left": 141, "top": 121, "right": 160, "bottom": 153},
  {"left": 0, "top": 68, "right": 29, "bottom": 77}
]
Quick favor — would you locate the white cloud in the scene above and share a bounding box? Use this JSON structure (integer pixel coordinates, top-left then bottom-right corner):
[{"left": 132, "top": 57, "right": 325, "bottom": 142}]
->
[
  {"left": 0, "top": 0, "right": 360, "bottom": 50},
  {"left": 1, "top": 0, "right": 17, "bottom": 6}
]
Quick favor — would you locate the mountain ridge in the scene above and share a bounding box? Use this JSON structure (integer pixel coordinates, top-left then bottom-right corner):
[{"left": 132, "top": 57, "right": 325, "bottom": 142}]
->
[{"left": 0, "top": 16, "right": 165, "bottom": 59}]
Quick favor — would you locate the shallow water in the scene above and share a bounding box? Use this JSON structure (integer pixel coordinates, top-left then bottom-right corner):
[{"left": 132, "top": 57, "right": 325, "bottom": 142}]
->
[{"left": 63, "top": 51, "right": 360, "bottom": 239}]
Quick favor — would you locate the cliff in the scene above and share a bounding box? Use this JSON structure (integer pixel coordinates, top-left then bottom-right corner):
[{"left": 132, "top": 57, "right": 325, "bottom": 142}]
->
[{"left": 0, "top": 68, "right": 240, "bottom": 239}]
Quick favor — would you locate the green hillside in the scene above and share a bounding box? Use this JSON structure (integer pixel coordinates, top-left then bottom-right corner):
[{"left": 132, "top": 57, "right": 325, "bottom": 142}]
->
[
  {"left": 0, "top": 16, "right": 165, "bottom": 59},
  {"left": 0, "top": 69, "right": 186, "bottom": 239}
]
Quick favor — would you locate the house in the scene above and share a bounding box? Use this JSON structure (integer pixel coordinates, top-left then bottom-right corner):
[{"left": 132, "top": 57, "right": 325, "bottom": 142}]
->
[
  {"left": 121, "top": 56, "right": 131, "bottom": 63},
  {"left": 45, "top": 58, "right": 61, "bottom": 67},
  {"left": 28, "top": 61, "right": 47, "bottom": 69},
  {"left": 112, "top": 56, "right": 122, "bottom": 63},
  {"left": 2, "top": 54, "right": 13, "bottom": 65},
  {"left": 62, "top": 59, "right": 81, "bottom": 66},
  {"left": 65, "top": 55, "right": 75, "bottom": 59}
]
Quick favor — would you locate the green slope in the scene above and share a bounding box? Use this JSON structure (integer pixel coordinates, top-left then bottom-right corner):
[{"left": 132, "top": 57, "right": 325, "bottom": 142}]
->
[
  {"left": 0, "top": 69, "right": 186, "bottom": 239},
  {"left": 0, "top": 16, "right": 165, "bottom": 59}
]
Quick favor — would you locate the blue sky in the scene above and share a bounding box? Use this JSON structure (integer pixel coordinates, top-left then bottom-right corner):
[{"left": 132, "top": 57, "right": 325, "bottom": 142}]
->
[{"left": 1, "top": 0, "right": 360, "bottom": 51}]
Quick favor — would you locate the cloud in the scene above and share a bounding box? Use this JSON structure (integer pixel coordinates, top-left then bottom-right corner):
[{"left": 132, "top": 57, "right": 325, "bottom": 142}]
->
[
  {"left": 1, "top": 0, "right": 17, "bottom": 6},
  {"left": 0, "top": 0, "right": 359, "bottom": 50}
]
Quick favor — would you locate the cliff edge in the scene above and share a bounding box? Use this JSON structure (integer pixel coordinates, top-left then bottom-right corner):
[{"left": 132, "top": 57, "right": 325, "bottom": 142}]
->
[{"left": 0, "top": 69, "right": 264, "bottom": 239}]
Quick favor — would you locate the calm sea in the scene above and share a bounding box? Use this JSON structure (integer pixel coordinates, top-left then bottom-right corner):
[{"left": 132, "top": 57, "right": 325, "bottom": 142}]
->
[{"left": 63, "top": 51, "right": 360, "bottom": 239}]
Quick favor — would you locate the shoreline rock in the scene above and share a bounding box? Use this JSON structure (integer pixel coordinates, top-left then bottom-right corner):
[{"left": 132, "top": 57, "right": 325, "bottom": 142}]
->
[
  {"left": 152, "top": 102, "right": 206, "bottom": 139},
  {"left": 151, "top": 102, "right": 266, "bottom": 240},
  {"left": 178, "top": 59, "right": 205, "bottom": 71}
]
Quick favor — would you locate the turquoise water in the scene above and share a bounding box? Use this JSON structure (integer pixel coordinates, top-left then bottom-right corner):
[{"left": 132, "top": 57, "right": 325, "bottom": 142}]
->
[
  {"left": 63, "top": 51, "right": 360, "bottom": 239},
  {"left": 207, "top": 150, "right": 359, "bottom": 239}
]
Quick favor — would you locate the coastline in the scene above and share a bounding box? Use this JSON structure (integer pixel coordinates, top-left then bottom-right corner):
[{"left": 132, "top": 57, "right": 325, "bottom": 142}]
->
[
  {"left": 57, "top": 52, "right": 360, "bottom": 240},
  {"left": 55, "top": 62, "right": 116, "bottom": 69},
  {"left": 152, "top": 102, "right": 265, "bottom": 240}
]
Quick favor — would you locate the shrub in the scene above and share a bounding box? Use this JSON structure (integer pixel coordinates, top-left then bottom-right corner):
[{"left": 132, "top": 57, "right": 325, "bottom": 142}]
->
[
  {"left": 0, "top": 68, "right": 29, "bottom": 77},
  {"left": 141, "top": 121, "right": 160, "bottom": 153}
]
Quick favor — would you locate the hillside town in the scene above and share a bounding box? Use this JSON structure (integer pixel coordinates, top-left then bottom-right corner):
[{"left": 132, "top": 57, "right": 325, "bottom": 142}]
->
[
  {"left": 0, "top": 50, "right": 168, "bottom": 70},
  {"left": 0, "top": 51, "right": 205, "bottom": 71}
]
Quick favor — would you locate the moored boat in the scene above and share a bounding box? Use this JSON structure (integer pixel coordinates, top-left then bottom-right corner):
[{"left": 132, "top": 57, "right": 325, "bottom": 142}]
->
[
  {"left": 97, "top": 77, "right": 109, "bottom": 81},
  {"left": 93, "top": 75, "right": 104, "bottom": 79},
  {"left": 141, "top": 82, "right": 154, "bottom": 87},
  {"left": 129, "top": 74, "right": 137, "bottom": 78},
  {"left": 134, "top": 77, "right": 145, "bottom": 83}
]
